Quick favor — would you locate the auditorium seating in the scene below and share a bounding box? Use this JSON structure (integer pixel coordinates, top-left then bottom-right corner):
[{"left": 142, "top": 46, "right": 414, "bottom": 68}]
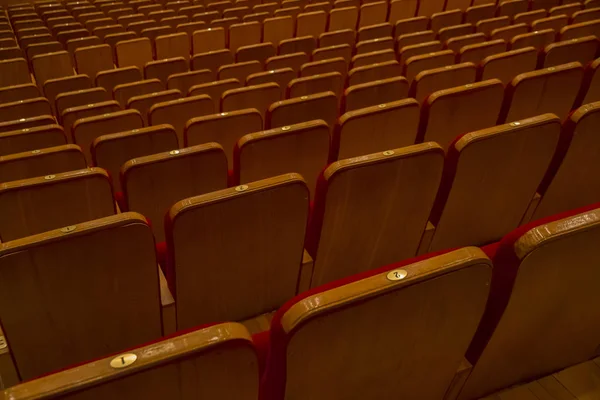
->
[
  {"left": 424, "top": 114, "right": 560, "bottom": 252},
  {"left": 1, "top": 0, "right": 600, "bottom": 394},
  {"left": 0, "top": 213, "right": 164, "bottom": 380},
  {"left": 234, "top": 119, "right": 329, "bottom": 192},
  {"left": 92, "top": 124, "right": 178, "bottom": 190},
  {"left": 458, "top": 203, "right": 600, "bottom": 398},
  {"left": 261, "top": 247, "right": 492, "bottom": 399},
  {"left": 529, "top": 101, "right": 600, "bottom": 219},
  {"left": 306, "top": 144, "right": 443, "bottom": 287},
  {"left": 121, "top": 142, "right": 228, "bottom": 241},
  {"left": 164, "top": 174, "right": 308, "bottom": 329},
  {"left": 1, "top": 323, "right": 259, "bottom": 399},
  {"left": 0, "top": 167, "right": 115, "bottom": 241}
]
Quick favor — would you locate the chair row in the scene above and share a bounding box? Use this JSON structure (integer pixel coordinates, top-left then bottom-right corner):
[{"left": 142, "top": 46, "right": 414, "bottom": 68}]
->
[
  {"left": 0, "top": 106, "right": 598, "bottom": 309},
  {"left": 1, "top": 201, "right": 599, "bottom": 398},
  {"left": 1, "top": 57, "right": 598, "bottom": 166}
]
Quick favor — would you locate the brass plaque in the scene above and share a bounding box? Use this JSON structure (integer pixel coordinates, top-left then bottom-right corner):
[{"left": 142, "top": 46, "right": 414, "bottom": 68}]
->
[
  {"left": 386, "top": 269, "right": 407, "bottom": 281},
  {"left": 110, "top": 353, "right": 137, "bottom": 369}
]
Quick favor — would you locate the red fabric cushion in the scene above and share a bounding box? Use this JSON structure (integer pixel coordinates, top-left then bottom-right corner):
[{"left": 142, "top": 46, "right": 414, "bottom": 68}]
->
[
  {"left": 227, "top": 168, "right": 236, "bottom": 187},
  {"left": 259, "top": 248, "right": 454, "bottom": 400},
  {"left": 114, "top": 191, "right": 128, "bottom": 212},
  {"left": 465, "top": 201, "right": 600, "bottom": 364},
  {"left": 156, "top": 241, "right": 167, "bottom": 273}
]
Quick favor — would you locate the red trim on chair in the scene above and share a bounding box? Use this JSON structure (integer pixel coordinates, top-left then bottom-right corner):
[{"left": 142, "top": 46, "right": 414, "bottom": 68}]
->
[
  {"left": 465, "top": 202, "right": 600, "bottom": 364},
  {"left": 536, "top": 111, "right": 577, "bottom": 195},
  {"left": 429, "top": 133, "right": 466, "bottom": 226},
  {"left": 304, "top": 166, "right": 330, "bottom": 259},
  {"left": 260, "top": 248, "right": 455, "bottom": 400},
  {"left": 115, "top": 191, "right": 127, "bottom": 212}
]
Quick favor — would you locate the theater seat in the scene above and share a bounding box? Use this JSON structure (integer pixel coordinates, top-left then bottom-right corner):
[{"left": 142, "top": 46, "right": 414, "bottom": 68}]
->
[
  {"left": 334, "top": 99, "right": 420, "bottom": 159},
  {"left": 164, "top": 174, "right": 308, "bottom": 329},
  {"left": 122, "top": 143, "right": 228, "bottom": 242},
  {"left": 0, "top": 124, "right": 66, "bottom": 156},
  {"left": 532, "top": 102, "right": 600, "bottom": 220},
  {"left": 306, "top": 143, "right": 444, "bottom": 287},
  {"left": 426, "top": 114, "right": 560, "bottom": 253},
  {"left": 0, "top": 168, "right": 116, "bottom": 241},
  {"left": 261, "top": 247, "right": 492, "bottom": 400},
  {"left": 0, "top": 144, "right": 87, "bottom": 183},
  {"left": 92, "top": 125, "right": 179, "bottom": 191},
  {"left": 458, "top": 203, "right": 600, "bottom": 399},
  {"left": 501, "top": 62, "right": 583, "bottom": 123},
  {"left": 0, "top": 213, "right": 163, "bottom": 381},
  {"left": 1, "top": 322, "right": 259, "bottom": 400},
  {"left": 234, "top": 120, "right": 329, "bottom": 194},
  {"left": 419, "top": 79, "right": 504, "bottom": 151}
]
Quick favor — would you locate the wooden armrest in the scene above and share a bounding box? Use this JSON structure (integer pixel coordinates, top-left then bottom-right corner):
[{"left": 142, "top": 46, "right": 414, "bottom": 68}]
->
[
  {"left": 0, "top": 326, "right": 19, "bottom": 389},
  {"left": 520, "top": 192, "right": 541, "bottom": 225},
  {"left": 298, "top": 249, "right": 314, "bottom": 293},
  {"left": 444, "top": 358, "right": 473, "bottom": 400},
  {"left": 417, "top": 221, "right": 436, "bottom": 255},
  {"left": 158, "top": 266, "right": 176, "bottom": 336}
]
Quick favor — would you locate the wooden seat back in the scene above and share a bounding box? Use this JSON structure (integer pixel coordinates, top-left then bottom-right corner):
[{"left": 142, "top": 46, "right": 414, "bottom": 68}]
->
[
  {"left": 405, "top": 50, "right": 454, "bottom": 83},
  {"left": 533, "top": 103, "right": 600, "bottom": 219},
  {"left": 459, "top": 205, "right": 600, "bottom": 399},
  {"left": 145, "top": 57, "right": 188, "bottom": 85},
  {"left": 95, "top": 66, "right": 142, "bottom": 94},
  {"left": 0, "top": 116, "right": 56, "bottom": 135},
  {"left": 185, "top": 109, "right": 263, "bottom": 168},
  {"left": 0, "top": 97, "right": 51, "bottom": 124},
  {"left": 480, "top": 47, "right": 537, "bottom": 85},
  {"left": 93, "top": 125, "right": 179, "bottom": 191},
  {"left": 308, "top": 144, "right": 444, "bottom": 287},
  {"left": 114, "top": 78, "right": 163, "bottom": 108},
  {"left": 122, "top": 143, "right": 228, "bottom": 241},
  {"left": 411, "top": 62, "right": 477, "bottom": 103},
  {"left": 335, "top": 99, "right": 420, "bottom": 159},
  {"left": 149, "top": 95, "right": 214, "bottom": 146},
  {"left": 420, "top": 79, "right": 504, "bottom": 151},
  {"left": 73, "top": 110, "right": 144, "bottom": 164},
  {"left": 263, "top": 247, "right": 491, "bottom": 399},
  {"left": 0, "top": 213, "right": 163, "bottom": 381},
  {"left": 0, "top": 144, "right": 87, "bottom": 183},
  {"left": 0, "top": 168, "right": 116, "bottom": 241},
  {"left": 222, "top": 82, "right": 280, "bottom": 117},
  {"left": 543, "top": 36, "right": 600, "bottom": 67},
  {"left": 503, "top": 62, "right": 583, "bottom": 122},
  {"left": 0, "top": 83, "right": 39, "bottom": 105},
  {"left": 165, "top": 174, "right": 308, "bottom": 328},
  {"left": 31, "top": 50, "right": 74, "bottom": 88},
  {"left": 2, "top": 323, "right": 259, "bottom": 400},
  {"left": 428, "top": 114, "right": 560, "bottom": 252},
  {"left": 234, "top": 120, "right": 329, "bottom": 193},
  {"left": 127, "top": 89, "right": 182, "bottom": 125},
  {"left": 0, "top": 124, "right": 66, "bottom": 156},
  {"left": 267, "top": 91, "right": 338, "bottom": 129},
  {"left": 344, "top": 76, "right": 409, "bottom": 111}
]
